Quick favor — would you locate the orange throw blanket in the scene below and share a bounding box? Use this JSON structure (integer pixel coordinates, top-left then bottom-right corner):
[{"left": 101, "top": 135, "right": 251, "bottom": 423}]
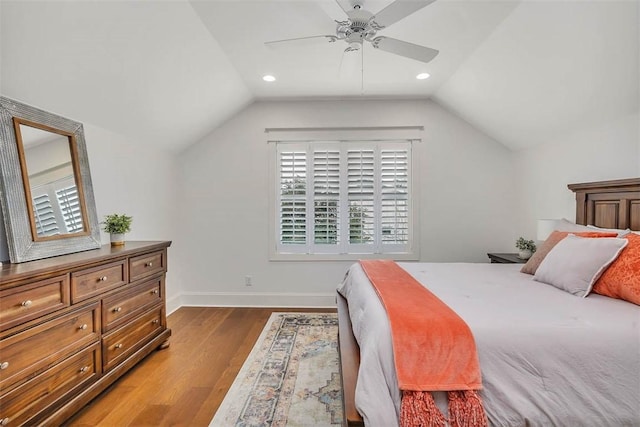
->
[{"left": 359, "top": 260, "right": 487, "bottom": 427}]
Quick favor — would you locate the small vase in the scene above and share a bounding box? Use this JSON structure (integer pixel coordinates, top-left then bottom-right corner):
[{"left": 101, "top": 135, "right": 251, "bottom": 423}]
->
[
  {"left": 110, "top": 233, "right": 125, "bottom": 247},
  {"left": 518, "top": 249, "right": 532, "bottom": 260}
]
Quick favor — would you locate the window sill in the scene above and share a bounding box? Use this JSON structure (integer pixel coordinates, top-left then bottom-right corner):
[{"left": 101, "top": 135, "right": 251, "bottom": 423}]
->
[{"left": 269, "top": 251, "right": 420, "bottom": 262}]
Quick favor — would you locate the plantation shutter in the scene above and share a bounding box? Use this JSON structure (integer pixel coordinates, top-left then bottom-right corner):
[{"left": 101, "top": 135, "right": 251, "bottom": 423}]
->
[
  {"left": 56, "top": 185, "right": 84, "bottom": 233},
  {"left": 313, "top": 149, "right": 340, "bottom": 247},
  {"left": 32, "top": 193, "right": 60, "bottom": 236},
  {"left": 347, "top": 149, "right": 375, "bottom": 247},
  {"left": 278, "top": 148, "right": 307, "bottom": 248},
  {"left": 380, "top": 149, "right": 409, "bottom": 247},
  {"left": 275, "top": 140, "right": 412, "bottom": 255}
]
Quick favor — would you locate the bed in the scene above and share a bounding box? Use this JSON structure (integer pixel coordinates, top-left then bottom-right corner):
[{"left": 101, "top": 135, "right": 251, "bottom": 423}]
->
[{"left": 337, "top": 177, "right": 640, "bottom": 427}]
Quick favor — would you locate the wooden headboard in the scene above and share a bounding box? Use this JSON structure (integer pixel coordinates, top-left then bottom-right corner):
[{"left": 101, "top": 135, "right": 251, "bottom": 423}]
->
[{"left": 568, "top": 178, "right": 640, "bottom": 231}]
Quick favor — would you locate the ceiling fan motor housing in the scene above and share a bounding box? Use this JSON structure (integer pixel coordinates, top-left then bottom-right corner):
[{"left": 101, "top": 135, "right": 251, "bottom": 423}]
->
[
  {"left": 348, "top": 7, "right": 373, "bottom": 32},
  {"left": 336, "top": 6, "right": 377, "bottom": 47}
]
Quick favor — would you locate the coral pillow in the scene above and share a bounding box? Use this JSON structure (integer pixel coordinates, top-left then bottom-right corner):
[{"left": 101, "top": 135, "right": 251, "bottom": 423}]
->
[
  {"left": 592, "top": 233, "right": 640, "bottom": 305},
  {"left": 586, "top": 224, "right": 632, "bottom": 237},
  {"left": 520, "top": 231, "right": 618, "bottom": 275}
]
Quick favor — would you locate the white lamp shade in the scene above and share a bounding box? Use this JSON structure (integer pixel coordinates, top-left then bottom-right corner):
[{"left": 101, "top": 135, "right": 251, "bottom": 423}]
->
[{"left": 537, "top": 219, "right": 557, "bottom": 241}]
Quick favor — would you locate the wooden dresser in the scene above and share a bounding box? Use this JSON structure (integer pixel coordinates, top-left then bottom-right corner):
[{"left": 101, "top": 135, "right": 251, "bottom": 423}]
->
[{"left": 0, "top": 241, "right": 171, "bottom": 426}]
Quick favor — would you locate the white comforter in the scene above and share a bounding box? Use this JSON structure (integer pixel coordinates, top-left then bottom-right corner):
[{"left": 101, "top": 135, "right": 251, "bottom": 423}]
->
[{"left": 337, "top": 262, "right": 640, "bottom": 427}]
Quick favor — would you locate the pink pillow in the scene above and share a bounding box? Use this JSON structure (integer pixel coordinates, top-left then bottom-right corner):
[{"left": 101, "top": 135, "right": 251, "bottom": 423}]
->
[
  {"left": 520, "top": 231, "right": 618, "bottom": 275},
  {"left": 592, "top": 233, "right": 640, "bottom": 305}
]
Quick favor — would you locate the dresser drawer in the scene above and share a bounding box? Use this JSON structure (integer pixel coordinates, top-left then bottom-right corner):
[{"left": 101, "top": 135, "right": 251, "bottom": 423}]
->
[
  {"left": 102, "top": 277, "right": 163, "bottom": 333},
  {"left": 71, "top": 260, "right": 127, "bottom": 303},
  {"left": 129, "top": 250, "right": 165, "bottom": 283},
  {"left": 102, "top": 305, "right": 163, "bottom": 372},
  {"left": 0, "top": 303, "right": 100, "bottom": 393},
  {"left": 0, "top": 343, "right": 100, "bottom": 427},
  {"left": 0, "top": 275, "right": 70, "bottom": 332}
]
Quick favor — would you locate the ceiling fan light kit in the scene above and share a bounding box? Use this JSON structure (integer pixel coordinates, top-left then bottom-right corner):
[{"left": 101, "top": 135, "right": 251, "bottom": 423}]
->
[{"left": 265, "top": 0, "right": 439, "bottom": 64}]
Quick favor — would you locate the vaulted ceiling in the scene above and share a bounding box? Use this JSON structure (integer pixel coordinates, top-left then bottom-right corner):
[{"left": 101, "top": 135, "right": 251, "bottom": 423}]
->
[{"left": 1, "top": 0, "right": 638, "bottom": 152}]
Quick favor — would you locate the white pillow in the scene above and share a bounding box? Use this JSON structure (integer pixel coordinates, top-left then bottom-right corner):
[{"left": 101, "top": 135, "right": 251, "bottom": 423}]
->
[
  {"left": 553, "top": 218, "right": 592, "bottom": 232},
  {"left": 586, "top": 224, "right": 631, "bottom": 237},
  {"left": 533, "top": 234, "right": 628, "bottom": 297}
]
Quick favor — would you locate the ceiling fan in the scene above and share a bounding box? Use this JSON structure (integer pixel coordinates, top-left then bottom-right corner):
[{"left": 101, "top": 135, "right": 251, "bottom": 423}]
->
[{"left": 265, "top": 0, "right": 439, "bottom": 64}]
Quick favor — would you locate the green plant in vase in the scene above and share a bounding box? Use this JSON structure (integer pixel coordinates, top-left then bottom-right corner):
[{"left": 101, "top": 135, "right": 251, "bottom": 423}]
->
[
  {"left": 102, "top": 214, "right": 132, "bottom": 247},
  {"left": 515, "top": 237, "right": 536, "bottom": 260}
]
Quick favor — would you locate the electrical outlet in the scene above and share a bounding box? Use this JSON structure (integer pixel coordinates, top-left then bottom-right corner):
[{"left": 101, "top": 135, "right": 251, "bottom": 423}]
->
[{"left": 245, "top": 275, "right": 252, "bottom": 286}]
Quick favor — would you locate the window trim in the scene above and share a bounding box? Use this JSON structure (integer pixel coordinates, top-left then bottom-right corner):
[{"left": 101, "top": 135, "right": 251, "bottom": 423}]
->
[{"left": 268, "top": 135, "right": 420, "bottom": 262}]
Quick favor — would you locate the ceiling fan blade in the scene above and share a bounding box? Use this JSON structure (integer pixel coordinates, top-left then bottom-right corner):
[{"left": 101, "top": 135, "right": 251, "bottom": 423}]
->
[
  {"left": 335, "top": 0, "right": 361, "bottom": 15},
  {"left": 370, "top": 0, "right": 436, "bottom": 29},
  {"left": 371, "top": 36, "right": 438, "bottom": 63},
  {"left": 318, "top": 0, "right": 349, "bottom": 21},
  {"left": 265, "top": 35, "right": 338, "bottom": 46}
]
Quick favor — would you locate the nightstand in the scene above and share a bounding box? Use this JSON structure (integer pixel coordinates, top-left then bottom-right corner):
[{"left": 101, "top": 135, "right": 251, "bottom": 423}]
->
[{"left": 487, "top": 253, "right": 528, "bottom": 264}]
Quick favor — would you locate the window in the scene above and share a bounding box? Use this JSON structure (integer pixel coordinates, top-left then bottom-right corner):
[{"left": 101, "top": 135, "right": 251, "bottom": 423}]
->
[
  {"left": 274, "top": 140, "right": 414, "bottom": 257},
  {"left": 56, "top": 184, "right": 83, "bottom": 233},
  {"left": 31, "top": 176, "right": 83, "bottom": 237},
  {"left": 32, "top": 193, "right": 60, "bottom": 236}
]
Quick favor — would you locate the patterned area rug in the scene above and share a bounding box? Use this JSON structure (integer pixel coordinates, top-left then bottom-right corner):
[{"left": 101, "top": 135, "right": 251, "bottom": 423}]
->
[{"left": 209, "top": 312, "right": 342, "bottom": 427}]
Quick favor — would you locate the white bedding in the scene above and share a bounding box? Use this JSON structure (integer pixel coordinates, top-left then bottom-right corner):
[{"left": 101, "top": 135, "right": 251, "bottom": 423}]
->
[{"left": 337, "top": 262, "right": 640, "bottom": 427}]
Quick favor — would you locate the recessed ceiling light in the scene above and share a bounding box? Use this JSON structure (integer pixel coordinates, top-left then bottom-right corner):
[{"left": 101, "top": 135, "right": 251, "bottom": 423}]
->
[
  {"left": 416, "top": 73, "right": 430, "bottom": 80},
  {"left": 263, "top": 75, "right": 276, "bottom": 82}
]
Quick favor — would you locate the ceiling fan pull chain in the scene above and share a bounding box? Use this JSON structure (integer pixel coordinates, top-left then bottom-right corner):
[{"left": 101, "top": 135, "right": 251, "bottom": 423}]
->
[{"left": 361, "top": 43, "right": 365, "bottom": 95}]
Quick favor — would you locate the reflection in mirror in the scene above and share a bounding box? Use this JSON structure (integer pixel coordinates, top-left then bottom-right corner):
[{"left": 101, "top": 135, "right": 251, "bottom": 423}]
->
[
  {"left": 0, "top": 95, "right": 101, "bottom": 263},
  {"left": 14, "top": 119, "right": 88, "bottom": 241}
]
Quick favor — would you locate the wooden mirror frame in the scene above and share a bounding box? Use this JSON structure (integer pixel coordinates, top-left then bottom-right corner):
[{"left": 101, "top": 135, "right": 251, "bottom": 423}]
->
[
  {"left": 0, "top": 96, "right": 101, "bottom": 263},
  {"left": 12, "top": 116, "right": 91, "bottom": 242}
]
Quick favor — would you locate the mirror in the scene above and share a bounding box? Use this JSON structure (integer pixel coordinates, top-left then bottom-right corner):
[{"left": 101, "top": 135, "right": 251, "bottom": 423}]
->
[
  {"left": 0, "top": 96, "right": 101, "bottom": 263},
  {"left": 15, "top": 118, "right": 89, "bottom": 240}
]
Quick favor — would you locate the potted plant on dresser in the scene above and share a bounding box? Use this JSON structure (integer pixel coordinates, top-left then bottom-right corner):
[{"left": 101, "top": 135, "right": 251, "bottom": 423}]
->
[
  {"left": 102, "top": 213, "right": 133, "bottom": 246},
  {"left": 515, "top": 237, "right": 536, "bottom": 260}
]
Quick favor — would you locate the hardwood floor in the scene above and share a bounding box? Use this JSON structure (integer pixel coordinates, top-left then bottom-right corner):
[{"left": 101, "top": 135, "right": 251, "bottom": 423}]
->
[{"left": 65, "top": 306, "right": 336, "bottom": 427}]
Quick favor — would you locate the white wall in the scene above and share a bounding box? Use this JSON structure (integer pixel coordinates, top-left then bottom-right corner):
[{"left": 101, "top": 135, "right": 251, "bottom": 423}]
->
[
  {"left": 434, "top": 0, "right": 638, "bottom": 153},
  {"left": 0, "top": 121, "right": 182, "bottom": 311},
  {"left": 175, "top": 99, "right": 516, "bottom": 307},
  {"left": 513, "top": 111, "right": 640, "bottom": 239},
  {"left": 82, "top": 124, "right": 182, "bottom": 311},
  {"left": 0, "top": 0, "right": 252, "bottom": 153}
]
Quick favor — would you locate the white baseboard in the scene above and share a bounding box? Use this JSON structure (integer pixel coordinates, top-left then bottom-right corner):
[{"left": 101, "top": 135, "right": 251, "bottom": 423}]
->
[
  {"left": 166, "top": 294, "right": 184, "bottom": 315},
  {"left": 176, "top": 291, "right": 336, "bottom": 308}
]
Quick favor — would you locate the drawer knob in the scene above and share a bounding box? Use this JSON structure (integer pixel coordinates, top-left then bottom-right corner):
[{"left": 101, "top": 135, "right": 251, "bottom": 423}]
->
[
  {"left": 79, "top": 366, "right": 89, "bottom": 373},
  {"left": 145, "top": 262, "right": 153, "bottom": 267},
  {"left": 113, "top": 307, "right": 122, "bottom": 313},
  {"left": 114, "top": 343, "right": 123, "bottom": 349},
  {"left": 151, "top": 289, "right": 159, "bottom": 295},
  {"left": 1, "top": 417, "right": 9, "bottom": 426},
  {"left": 152, "top": 319, "right": 159, "bottom": 325},
  {"left": 78, "top": 324, "right": 88, "bottom": 330},
  {"left": 99, "top": 276, "right": 108, "bottom": 282},
  {"left": 21, "top": 300, "right": 32, "bottom": 307},
  {"left": 0, "top": 361, "right": 9, "bottom": 370}
]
